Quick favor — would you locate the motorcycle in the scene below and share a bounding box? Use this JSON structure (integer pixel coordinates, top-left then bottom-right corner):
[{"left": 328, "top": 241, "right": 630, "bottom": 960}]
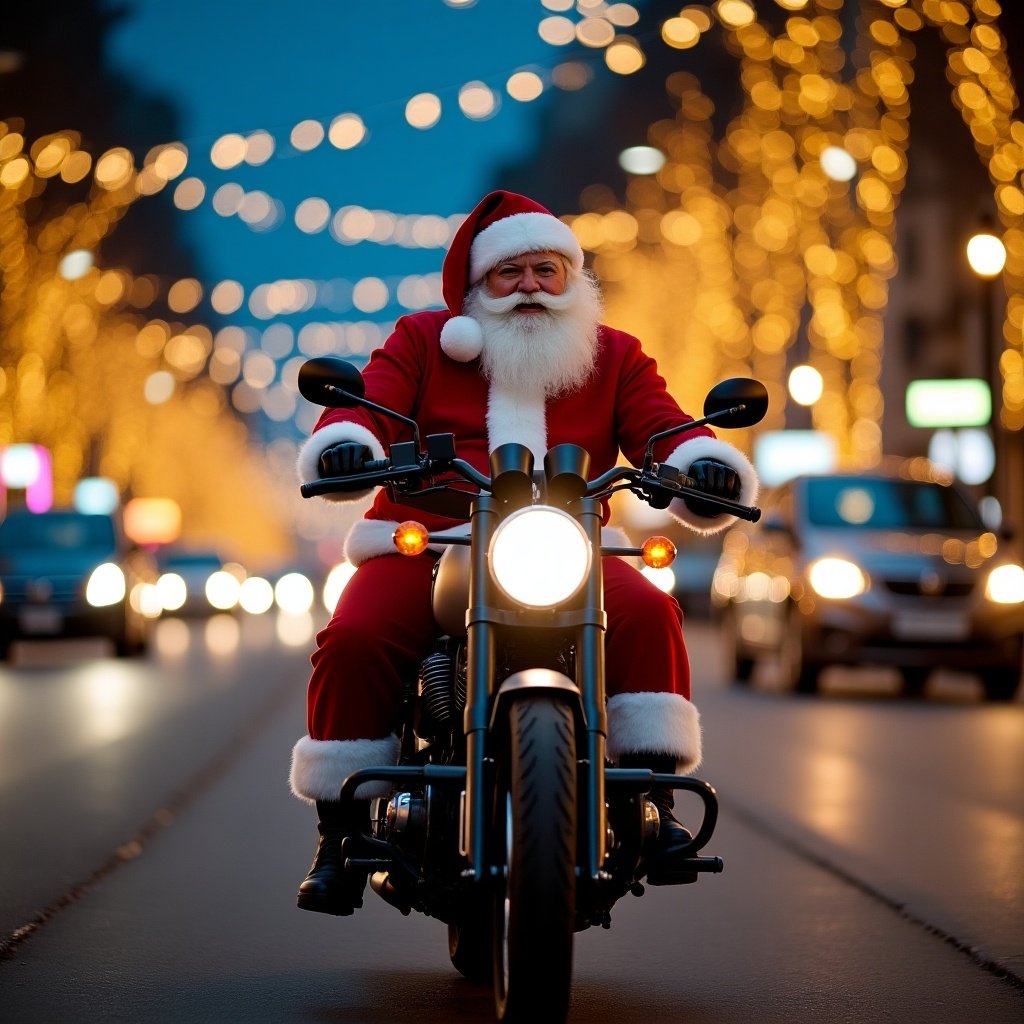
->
[{"left": 297, "top": 355, "right": 767, "bottom": 1023}]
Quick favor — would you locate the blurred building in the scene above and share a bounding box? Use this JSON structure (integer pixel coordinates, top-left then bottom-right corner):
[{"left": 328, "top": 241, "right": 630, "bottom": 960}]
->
[
  {"left": 496, "top": 0, "right": 1024, "bottom": 530},
  {"left": 0, "top": 0, "right": 296, "bottom": 566}
]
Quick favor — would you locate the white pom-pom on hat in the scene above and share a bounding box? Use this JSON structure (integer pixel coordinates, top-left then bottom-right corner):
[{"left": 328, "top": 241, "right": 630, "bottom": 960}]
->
[
  {"left": 439, "top": 315, "right": 484, "bottom": 362},
  {"left": 439, "top": 190, "right": 582, "bottom": 364}
]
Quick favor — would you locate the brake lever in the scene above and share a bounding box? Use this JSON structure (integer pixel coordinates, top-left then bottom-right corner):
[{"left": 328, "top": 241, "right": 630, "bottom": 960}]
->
[{"left": 637, "top": 471, "right": 761, "bottom": 523}]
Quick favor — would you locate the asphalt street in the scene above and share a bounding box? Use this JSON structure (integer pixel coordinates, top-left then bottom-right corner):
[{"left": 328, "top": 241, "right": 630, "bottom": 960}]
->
[{"left": 0, "top": 615, "right": 1022, "bottom": 1023}]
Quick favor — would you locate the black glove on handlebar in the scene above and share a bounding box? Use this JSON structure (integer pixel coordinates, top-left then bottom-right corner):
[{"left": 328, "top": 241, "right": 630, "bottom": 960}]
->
[
  {"left": 683, "top": 458, "right": 742, "bottom": 518},
  {"left": 318, "top": 442, "right": 372, "bottom": 477}
]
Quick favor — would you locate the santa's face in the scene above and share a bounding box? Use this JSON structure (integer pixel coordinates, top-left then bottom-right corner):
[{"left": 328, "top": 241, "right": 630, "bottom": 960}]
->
[
  {"left": 464, "top": 255, "right": 603, "bottom": 397},
  {"left": 483, "top": 251, "right": 568, "bottom": 313}
]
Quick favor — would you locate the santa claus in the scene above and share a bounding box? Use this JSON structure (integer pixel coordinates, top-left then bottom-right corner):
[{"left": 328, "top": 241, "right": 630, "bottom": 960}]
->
[{"left": 290, "top": 189, "right": 758, "bottom": 915}]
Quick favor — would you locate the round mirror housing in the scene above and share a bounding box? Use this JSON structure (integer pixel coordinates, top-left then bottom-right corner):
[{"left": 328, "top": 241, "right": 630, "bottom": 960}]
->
[
  {"left": 298, "top": 357, "right": 366, "bottom": 407},
  {"left": 703, "top": 378, "right": 768, "bottom": 428}
]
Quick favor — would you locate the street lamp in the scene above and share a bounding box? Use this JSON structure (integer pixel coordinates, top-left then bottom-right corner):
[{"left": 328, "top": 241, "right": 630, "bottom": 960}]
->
[
  {"left": 965, "top": 231, "right": 1007, "bottom": 279},
  {"left": 965, "top": 219, "right": 1007, "bottom": 502}
]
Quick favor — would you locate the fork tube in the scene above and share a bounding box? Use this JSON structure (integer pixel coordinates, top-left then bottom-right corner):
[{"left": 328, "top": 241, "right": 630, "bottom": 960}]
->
[
  {"left": 463, "top": 495, "right": 498, "bottom": 878},
  {"left": 577, "top": 497, "right": 608, "bottom": 881}
]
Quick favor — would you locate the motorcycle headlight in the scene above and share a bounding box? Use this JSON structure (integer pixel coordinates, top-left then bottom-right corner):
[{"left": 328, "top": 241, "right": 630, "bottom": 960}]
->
[
  {"left": 807, "top": 557, "right": 867, "bottom": 600},
  {"left": 86, "top": 562, "right": 127, "bottom": 607},
  {"left": 985, "top": 563, "right": 1024, "bottom": 604},
  {"left": 489, "top": 506, "right": 592, "bottom": 609}
]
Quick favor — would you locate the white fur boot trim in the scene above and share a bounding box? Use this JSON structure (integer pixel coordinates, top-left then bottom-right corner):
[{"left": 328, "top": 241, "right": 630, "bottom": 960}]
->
[
  {"left": 289, "top": 735, "right": 401, "bottom": 802},
  {"left": 606, "top": 692, "right": 702, "bottom": 773}
]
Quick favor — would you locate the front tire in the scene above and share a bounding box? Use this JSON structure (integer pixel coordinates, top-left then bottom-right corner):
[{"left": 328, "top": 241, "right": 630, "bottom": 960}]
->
[{"left": 493, "top": 698, "right": 577, "bottom": 1023}]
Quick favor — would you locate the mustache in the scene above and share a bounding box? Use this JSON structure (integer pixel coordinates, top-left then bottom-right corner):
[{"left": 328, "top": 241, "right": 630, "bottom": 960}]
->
[{"left": 472, "top": 285, "right": 578, "bottom": 315}]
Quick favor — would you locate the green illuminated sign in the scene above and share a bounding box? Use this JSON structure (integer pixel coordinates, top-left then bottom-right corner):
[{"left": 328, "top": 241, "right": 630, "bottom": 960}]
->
[{"left": 905, "top": 379, "right": 991, "bottom": 428}]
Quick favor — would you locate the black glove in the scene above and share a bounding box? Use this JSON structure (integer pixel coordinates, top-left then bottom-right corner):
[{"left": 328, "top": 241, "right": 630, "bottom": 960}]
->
[
  {"left": 318, "top": 442, "right": 371, "bottom": 477},
  {"left": 683, "top": 458, "right": 741, "bottom": 518}
]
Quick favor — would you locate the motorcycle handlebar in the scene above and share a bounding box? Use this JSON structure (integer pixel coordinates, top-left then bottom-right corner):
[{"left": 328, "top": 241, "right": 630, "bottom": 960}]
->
[
  {"left": 301, "top": 458, "right": 761, "bottom": 523},
  {"left": 299, "top": 463, "right": 396, "bottom": 498},
  {"left": 638, "top": 476, "right": 762, "bottom": 523}
]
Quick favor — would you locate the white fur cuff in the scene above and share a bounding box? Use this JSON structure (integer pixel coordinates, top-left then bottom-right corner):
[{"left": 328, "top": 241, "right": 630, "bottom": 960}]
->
[
  {"left": 662, "top": 435, "right": 759, "bottom": 536},
  {"left": 290, "top": 735, "right": 401, "bottom": 802},
  {"left": 295, "top": 421, "right": 387, "bottom": 504},
  {"left": 606, "top": 692, "right": 702, "bottom": 773}
]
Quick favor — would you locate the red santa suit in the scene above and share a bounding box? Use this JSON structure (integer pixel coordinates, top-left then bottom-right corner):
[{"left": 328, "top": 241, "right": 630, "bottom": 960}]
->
[{"left": 289, "top": 191, "right": 758, "bottom": 804}]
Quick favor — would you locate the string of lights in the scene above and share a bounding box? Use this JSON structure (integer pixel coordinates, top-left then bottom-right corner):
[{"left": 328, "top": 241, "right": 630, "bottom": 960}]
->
[
  {"left": 570, "top": 0, "right": 1020, "bottom": 471},
  {"left": 932, "top": 0, "right": 1024, "bottom": 431},
  {"left": 2, "top": 0, "right": 1023, "bottom": 525}
]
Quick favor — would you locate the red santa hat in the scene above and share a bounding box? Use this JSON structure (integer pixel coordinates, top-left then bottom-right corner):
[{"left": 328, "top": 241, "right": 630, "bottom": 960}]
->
[{"left": 439, "top": 189, "right": 585, "bottom": 362}]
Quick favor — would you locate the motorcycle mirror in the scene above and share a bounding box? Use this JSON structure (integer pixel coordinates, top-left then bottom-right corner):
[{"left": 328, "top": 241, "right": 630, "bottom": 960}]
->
[
  {"left": 298, "top": 356, "right": 366, "bottom": 407},
  {"left": 703, "top": 378, "right": 768, "bottom": 428}
]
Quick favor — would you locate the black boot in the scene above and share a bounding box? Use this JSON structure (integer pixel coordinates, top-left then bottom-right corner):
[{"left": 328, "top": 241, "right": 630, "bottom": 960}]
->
[
  {"left": 297, "top": 799, "right": 371, "bottom": 915},
  {"left": 619, "top": 754, "right": 696, "bottom": 885}
]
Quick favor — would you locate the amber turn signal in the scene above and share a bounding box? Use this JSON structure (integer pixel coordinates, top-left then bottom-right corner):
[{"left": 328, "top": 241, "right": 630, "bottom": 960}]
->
[
  {"left": 393, "top": 521, "right": 430, "bottom": 556},
  {"left": 641, "top": 536, "right": 676, "bottom": 569}
]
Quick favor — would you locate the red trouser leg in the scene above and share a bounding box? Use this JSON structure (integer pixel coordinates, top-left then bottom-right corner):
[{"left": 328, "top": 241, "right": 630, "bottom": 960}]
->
[
  {"left": 307, "top": 552, "right": 691, "bottom": 742},
  {"left": 307, "top": 554, "right": 438, "bottom": 741},
  {"left": 603, "top": 556, "right": 691, "bottom": 700}
]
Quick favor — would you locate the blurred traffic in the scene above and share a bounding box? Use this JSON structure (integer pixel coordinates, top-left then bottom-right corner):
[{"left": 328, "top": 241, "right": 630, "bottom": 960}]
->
[
  {"left": 0, "top": 505, "right": 154, "bottom": 658},
  {"left": 712, "top": 461, "right": 1024, "bottom": 701},
  {"left": 0, "top": 445, "right": 362, "bottom": 662}
]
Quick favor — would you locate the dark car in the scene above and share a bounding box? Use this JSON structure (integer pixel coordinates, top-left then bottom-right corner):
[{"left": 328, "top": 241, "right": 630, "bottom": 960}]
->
[
  {"left": 0, "top": 507, "right": 156, "bottom": 658},
  {"left": 155, "top": 547, "right": 234, "bottom": 616},
  {"left": 712, "top": 469, "right": 1024, "bottom": 700}
]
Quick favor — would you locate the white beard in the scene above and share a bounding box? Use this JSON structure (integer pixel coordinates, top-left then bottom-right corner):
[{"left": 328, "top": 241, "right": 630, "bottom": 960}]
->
[{"left": 463, "top": 272, "right": 603, "bottom": 397}]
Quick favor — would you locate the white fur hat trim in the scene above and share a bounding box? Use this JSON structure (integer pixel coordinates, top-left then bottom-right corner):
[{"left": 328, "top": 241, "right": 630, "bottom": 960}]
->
[
  {"left": 440, "top": 315, "right": 484, "bottom": 362},
  {"left": 469, "top": 212, "right": 584, "bottom": 284}
]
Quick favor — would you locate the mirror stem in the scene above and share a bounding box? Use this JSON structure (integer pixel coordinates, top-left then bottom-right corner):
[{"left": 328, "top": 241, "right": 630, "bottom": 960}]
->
[
  {"left": 325, "top": 385, "right": 422, "bottom": 449},
  {"left": 642, "top": 404, "right": 746, "bottom": 471}
]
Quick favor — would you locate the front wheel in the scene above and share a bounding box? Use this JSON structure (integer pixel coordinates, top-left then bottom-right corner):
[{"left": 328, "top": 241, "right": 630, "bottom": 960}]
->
[{"left": 493, "top": 698, "right": 577, "bottom": 1023}]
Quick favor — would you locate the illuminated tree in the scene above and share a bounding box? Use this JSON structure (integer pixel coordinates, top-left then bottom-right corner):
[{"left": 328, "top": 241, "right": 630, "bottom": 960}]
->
[{"left": 0, "top": 124, "right": 294, "bottom": 564}]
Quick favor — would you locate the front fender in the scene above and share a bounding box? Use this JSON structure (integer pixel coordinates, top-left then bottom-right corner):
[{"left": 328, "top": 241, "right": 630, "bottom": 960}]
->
[{"left": 489, "top": 668, "right": 585, "bottom": 735}]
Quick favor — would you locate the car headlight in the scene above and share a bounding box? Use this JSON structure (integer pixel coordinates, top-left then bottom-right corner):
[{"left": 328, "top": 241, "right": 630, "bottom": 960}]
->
[
  {"left": 489, "top": 506, "right": 592, "bottom": 609},
  {"left": 156, "top": 572, "right": 187, "bottom": 611},
  {"left": 86, "top": 563, "right": 127, "bottom": 607},
  {"left": 275, "top": 572, "right": 314, "bottom": 614},
  {"left": 807, "top": 557, "right": 867, "bottom": 600},
  {"left": 985, "top": 563, "right": 1024, "bottom": 604},
  {"left": 205, "top": 570, "right": 241, "bottom": 610}
]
